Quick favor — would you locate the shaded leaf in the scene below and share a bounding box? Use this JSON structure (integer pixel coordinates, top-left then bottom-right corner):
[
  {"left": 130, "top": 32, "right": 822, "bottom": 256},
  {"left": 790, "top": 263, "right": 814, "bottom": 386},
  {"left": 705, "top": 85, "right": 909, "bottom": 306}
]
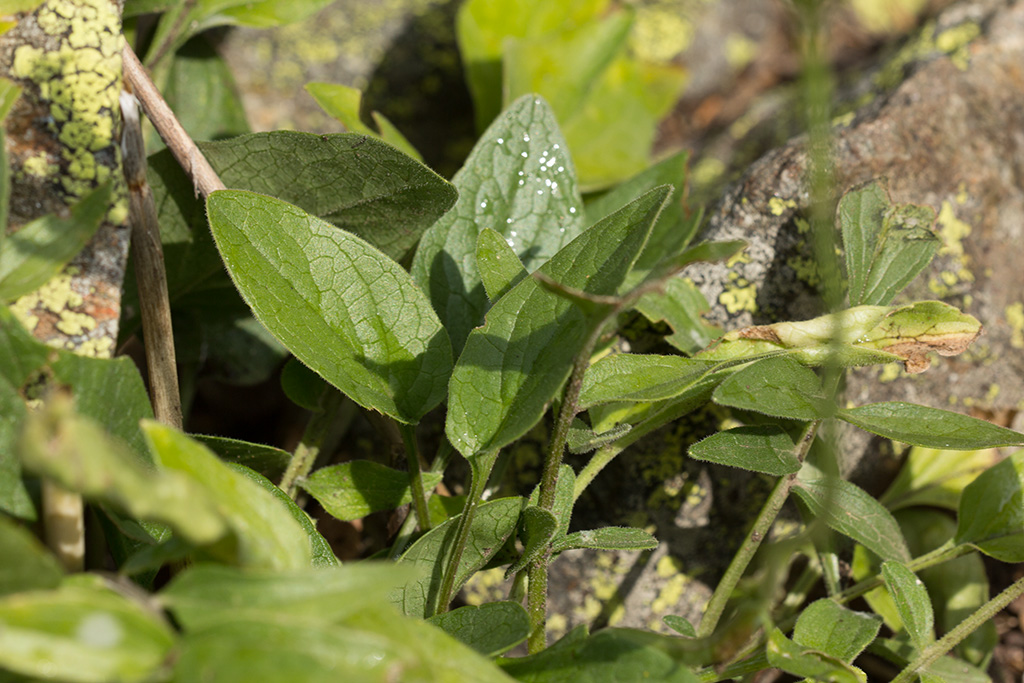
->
[
  {"left": 142, "top": 421, "right": 311, "bottom": 569},
  {"left": 207, "top": 190, "right": 452, "bottom": 424},
  {"left": 161, "top": 36, "right": 249, "bottom": 145},
  {"left": 0, "top": 183, "right": 111, "bottom": 302},
  {"left": 228, "top": 464, "right": 338, "bottom": 568},
  {"left": 793, "top": 599, "right": 881, "bottom": 664},
  {"left": 477, "top": 227, "right": 528, "bottom": 302},
  {"left": 550, "top": 527, "right": 658, "bottom": 554},
  {"left": 194, "top": 434, "right": 292, "bottom": 482},
  {"left": 713, "top": 356, "right": 832, "bottom": 421},
  {"left": 689, "top": 425, "right": 801, "bottom": 476},
  {"left": 662, "top": 615, "right": 695, "bottom": 638},
  {"left": 955, "top": 449, "right": 1024, "bottom": 561},
  {"left": 393, "top": 497, "right": 523, "bottom": 618},
  {"left": 839, "top": 402, "right": 1024, "bottom": 450},
  {"left": 871, "top": 638, "right": 989, "bottom": 683},
  {"left": 160, "top": 564, "right": 412, "bottom": 631},
  {"left": 634, "top": 275, "right": 719, "bottom": 355},
  {"left": 427, "top": 602, "right": 530, "bottom": 657},
  {"left": 882, "top": 561, "right": 934, "bottom": 652},
  {"left": 0, "top": 516, "right": 61, "bottom": 596},
  {"left": 301, "top": 460, "right": 444, "bottom": 522},
  {"left": 0, "top": 579, "right": 175, "bottom": 683},
  {"left": 766, "top": 628, "right": 865, "bottom": 683},
  {"left": 498, "top": 626, "right": 698, "bottom": 682},
  {"left": 505, "top": 507, "right": 558, "bottom": 578},
  {"left": 447, "top": 186, "right": 668, "bottom": 458},
  {"left": 880, "top": 446, "right": 1000, "bottom": 512},
  {"left": 412, "top": 95, "right": 585, "bottom": 353},
  {"left": 279, "top": 357, "right": 331, "bottom": 412},
  {"left": 578, "top": 354, "right": 719, "bottom": 409},
  {"left": 305, "top": 82, "right": 421, "bottom": 161},
  {"left": 566, "top": 419, "right": 631, "bottom": 454},
  {"left": 0, "top": 373, "right": 32, "bottom": 519},
  {"left": 840, "top": 181, "right": 939, "bottom": 307},
  {"left": 794, "top": 475, "right": 911, "bottom": 562}
]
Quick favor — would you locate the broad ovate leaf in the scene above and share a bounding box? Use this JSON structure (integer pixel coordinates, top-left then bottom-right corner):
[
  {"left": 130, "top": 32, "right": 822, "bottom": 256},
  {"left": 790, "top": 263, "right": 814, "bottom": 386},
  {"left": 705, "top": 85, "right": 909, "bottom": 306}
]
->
[
  {"left": 955, "top": 449, "right": 1024, "bottom": 561},
  {"left": 207, "top": 190, "right": 452, "bottom": 424},
  {"left": 427, "top": 602, "right": 530, "bottom": 657},
  {"left": 447, "top": 186, "right": 668, "bottom": 458},
  {"left": 792, "top": 599, "right": 881, "bottom": 663},
  {"left": 411, "top": 95, "right": 585, "bottom": 353},
  {"left": 300, "top": 460, "right": 444, "bottom": 522}
]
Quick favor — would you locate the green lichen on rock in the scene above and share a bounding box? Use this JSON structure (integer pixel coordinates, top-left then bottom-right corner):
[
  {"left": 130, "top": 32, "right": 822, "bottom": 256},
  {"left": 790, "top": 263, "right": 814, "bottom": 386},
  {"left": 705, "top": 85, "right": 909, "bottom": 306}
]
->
[{"left": 9, "top": 0, "right": 126, "bottom": 220}]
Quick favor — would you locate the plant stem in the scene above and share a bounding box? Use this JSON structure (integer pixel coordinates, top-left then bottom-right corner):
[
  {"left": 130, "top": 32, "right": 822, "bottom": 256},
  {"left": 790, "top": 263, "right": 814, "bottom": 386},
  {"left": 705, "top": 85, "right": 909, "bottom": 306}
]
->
[
  {"left": 120, "top": 91, "right": 183, "bottom": 430},
  {"left": 398, "top": 422, "right": 431, "bottom": 533},
  {"left": 390, "top": 440, "right": 454, "bottom": 559},
  {"left": 122, "top": 44, "right": 226, "bottom": 198},
  {"left": 573, "top": 443, "right": 624, "bottom": 502},
  {"left": 697, "top": 421, "right": 819, "bottom": 638},
  {"left": 435, "top": 449, "right": 498, "bottom": 615},
  {"left": 279, "top": 390, "right": 345, "bottom": 499},
  {"left": 890, "top": 570, "right": 1024, "bottom": 683},
  {"left": 832, "top": 540, "right": 969, "bottom": 605}
]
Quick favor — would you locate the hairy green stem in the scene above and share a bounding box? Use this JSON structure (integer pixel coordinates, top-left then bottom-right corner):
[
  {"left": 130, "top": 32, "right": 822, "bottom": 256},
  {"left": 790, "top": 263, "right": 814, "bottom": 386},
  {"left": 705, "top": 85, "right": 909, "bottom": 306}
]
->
[
  {"left": 891, "top": 570, "right": 1024, "bottom": 683},
  {"left": 435, "top": 449, "right": 497, "bottom": 615},
  {"left": 398, "top": 422, "right": 431, "bottom": 533},
  {"left": 527, "top": 319, "right": 608, "bottom": 652},
  {"left": 697, "top": 421, "right": 819, "bottom": 638},
  {"left": 832, "top": 540, "right": 968, "bottom": 605},
  {"left": 390, "top": 440, "right": 454, "bottom": 560},
  {"left": 279, "top": 390, "right": 345, "bottom": 499}
]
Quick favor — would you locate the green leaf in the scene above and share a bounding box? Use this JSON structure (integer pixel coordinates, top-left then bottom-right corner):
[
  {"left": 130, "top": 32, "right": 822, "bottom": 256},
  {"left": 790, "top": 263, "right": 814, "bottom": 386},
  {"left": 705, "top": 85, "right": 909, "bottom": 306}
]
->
[
  {"left": 228, "top": 464, "right": 337, "bottom": 568},
  {"left": 142, "top": 421, "right": 311, "bottom": 569},
  {"left": 560, "top": 56, "right": 687, "bottom": 191},
  {"left": 456, "top": 0, "right": 609, "bottom": 131},
  {"left": 840, "top": 181, "right": 940, "bottom": 307},
  {"left": 504, "top": 9, "right": 632, "bottom": 121},
  {"left": 713, "top": 356, "right": 833, "bottom": 421},
  {"left": 662, "top": 615, "right": 696, "bottom": 637},
  {"left": 447, "top": 186, "right": 668, "bottom": 458},
  {"left": 872, "top": 638, "right": 990, "bottom": 683},
  {"left": 0, "top": 579, "right": 175, "bottom": 683},
  {"left": 566, "top": 419, "right": 631, "bottom": 454},
  {"left": 505, "top": 506, "right": 558, "bottom": 578},
  {"left": 477, "top": 227, "right": 528, "bottom": 302},
  {"left": 427, "top": 602, "right": 530, "bottom": 657},
  {"left": 392, "top": 497, "right": 522, "bottom": 618},
  {"left": 880, "top": 446, "right": 1000, "bottom": 512},
  {"left": 0, "top": 183, "right": 111, "bottom": 302},
  {"left": 305, "top": 82, "right": 422, "bottom": 161},
  {"left": 279, "top": 357, "right": 331, "bottom": 412},
  {"left": 793, "top": 599, "right": 881, "bottom": 664},
  {"left": 207, "top": 190, "right": 452, "bottom": 424},
  {"left": 160, "top": 564, "right": 412, "bottom": 631},
  {"left": 498, "top": 626, "right": 699, "bottom": 682},
  {"left": 634, "top": 278, "right": 721, "bottom": 355},
  {"left": 412, "top": 95, "right": 585, "bottom": 353},
  {"left": 585, "top": 151, "right": 695, "bottom": 283},
  {"left": 19, "top": 402, "right": 227, "bottom": 547},
  {"left": 161, "top": 36, "right": 249, "bottom": 144},
  {"left": 193, "top": 434, "right": 292, "bottom": 482},
  {"left": 689, "top": 426, "right": 802, "bottom": 476},
  {"left": 550, "top": 527, "right": 658, "bottom": 554},
  {"left": 794, "top": 475, "right": 911, "bottom": 562},
  {"left": 171, "top": 619, "right": 403, "bottom": 683},
  {"left": 766, "top": 628, "right": 866, "bottom": 683},
  {"left": 839, "top": 402, "right": 1024, "bottom": 449},
  {"left": 955, "top": 449, "right": 1024, "bottom": 561},
  {"left": 0, "top": 374, "right": 32, "bottom": 520},
  {"left": 0, "top": 516, "right": 62, "bottom": 596},
  {"left": 300, "top": 460, "right": 444, "bottom": 522},
  {"left": 881, "top": 561, "right": 934, "bottom": 652},
  {"left": 578, "top": 354, "right": 719, "bottom": 409}
]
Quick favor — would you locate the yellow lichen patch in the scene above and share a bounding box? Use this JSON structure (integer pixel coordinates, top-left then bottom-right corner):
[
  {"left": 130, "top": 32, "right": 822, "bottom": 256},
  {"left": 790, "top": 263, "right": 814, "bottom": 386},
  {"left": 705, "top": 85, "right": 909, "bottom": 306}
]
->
[
  {"left": 631, "top": 5, "right": 693, "bottom": 63},
  {"left": 787, "top": 255, "right": 820, "bottom": 287},
  {"left": 546, "top": 612, "right": 568, "bottom": 637},
  {"left": 937, "top": 202, "right": 971, "bottom": 258},
  {"left": 11, "top": 0, "right": 122, "bottom": 200},
  {"left": 878, "top": 362, "right": 904, "bottom": 383},
  {"left": 726, "top": 249, "right": 751, "bottom": 268},
  {"left": 985, "top": 384, "right": 1000, "bottom": 402},
  {"left": 692, "top": 157, "right": 725, "bottom": 187},
  {"left": 656, "top": 554, "right": 684, "bottom": 578},
  {"left": 461, "top": 566, "right": 506, "bottom": 607},
  {"left": 724, "top": 33, "right": 756, "bottom": 70},
  {"left": 935, "top": 22, "right": 980, "bottom": 70},
  {"left": 768, "top": 197, "right": 798, "bottom": 216},
  {"left": 651, "top": 572, "right": 690, "bottom": 615},
  {"left": 22, "top": 152, "right": 58, "bottom": 177},
  {"left": 719, "top": 283, "right": 758, "bottom": 315},
  {"left": 1006, "top": 302, "right": 1024, "bottom": 349}
]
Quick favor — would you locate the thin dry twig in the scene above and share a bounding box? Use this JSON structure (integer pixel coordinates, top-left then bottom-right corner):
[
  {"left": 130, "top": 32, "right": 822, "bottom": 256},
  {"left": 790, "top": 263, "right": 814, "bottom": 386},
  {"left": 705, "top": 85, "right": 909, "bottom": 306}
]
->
[
  {"left": 120, "top": 90, "right": 183, "bottom": 429},
  {"left": 121, "top": 43, "right": 226, "bottom": 197}
]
